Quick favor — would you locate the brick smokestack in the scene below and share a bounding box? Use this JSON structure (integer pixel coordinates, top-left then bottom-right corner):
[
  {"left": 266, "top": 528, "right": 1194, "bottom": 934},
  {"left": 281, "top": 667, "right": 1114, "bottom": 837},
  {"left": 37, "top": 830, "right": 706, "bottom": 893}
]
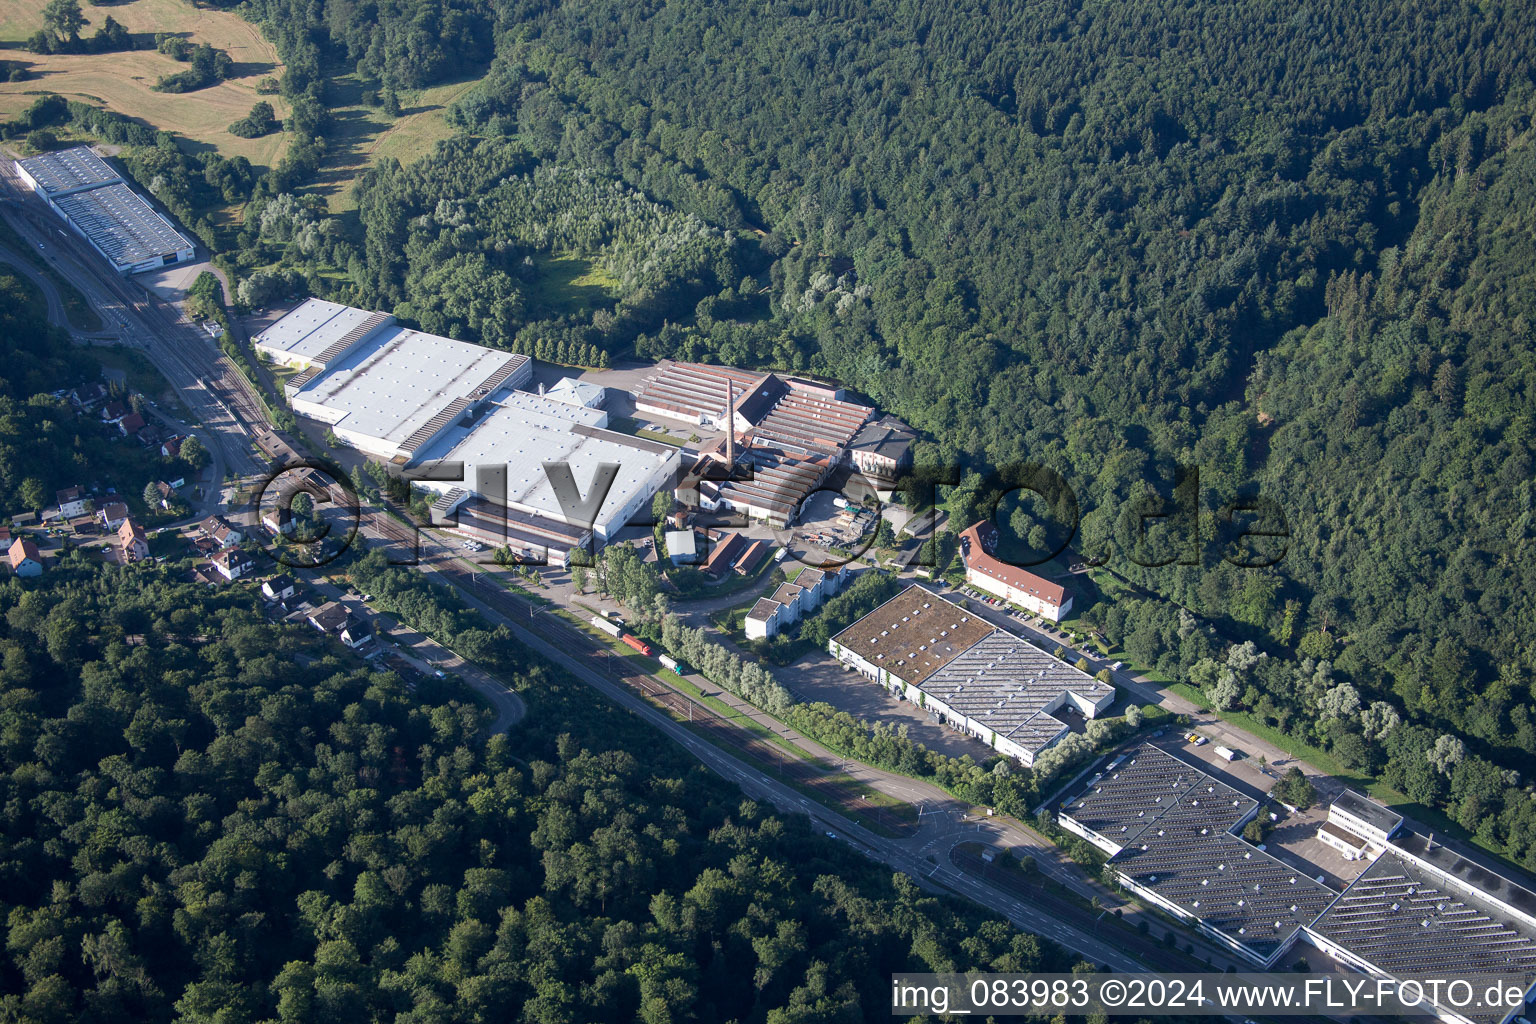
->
[{"left": 725, "top": 380, "right": 735, "bottom": 466}]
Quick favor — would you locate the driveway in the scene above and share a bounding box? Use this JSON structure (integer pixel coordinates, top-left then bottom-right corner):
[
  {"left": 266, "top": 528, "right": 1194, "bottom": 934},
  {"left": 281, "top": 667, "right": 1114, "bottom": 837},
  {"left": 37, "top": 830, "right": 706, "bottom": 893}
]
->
[{"left": 308, "top": 576, "right": 527, "bottom": 735}]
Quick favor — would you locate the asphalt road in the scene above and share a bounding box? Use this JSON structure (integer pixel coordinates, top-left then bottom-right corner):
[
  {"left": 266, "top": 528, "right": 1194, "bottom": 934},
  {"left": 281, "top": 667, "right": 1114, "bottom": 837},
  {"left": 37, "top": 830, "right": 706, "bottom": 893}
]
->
[
  {"left": 346, "top": 517, "right": 1252, "bottom": 973},
  {"left": 308, "top": 576, "right": 528, "bottom": 734},
  {"left": 0, "top": 164, "right": 266, "bottom": 485}
]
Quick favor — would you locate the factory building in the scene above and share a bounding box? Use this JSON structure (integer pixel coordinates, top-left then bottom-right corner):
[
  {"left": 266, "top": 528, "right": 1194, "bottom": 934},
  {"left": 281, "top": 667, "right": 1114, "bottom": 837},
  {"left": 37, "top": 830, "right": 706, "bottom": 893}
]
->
[
  {"left": 255, "top": 301, "right": 676, "bottom": 564},
  {"left": 1059, "top": 745, "right": 1335, "bottom": 966},
  {"left": 1305, "top": 832, "right": 1536, "bottom": 1024},
  {"left": 413, "top": 391, "right": 679, "bottom": 557},
  {"left": 1058, "top": 745, "right": 1536, "bottom": 1024},
  {"left": 15, "top": 145, "right": 120, "bottom": 198},
  {"left": 829, "top": 586, "right": 1113, "bottom": 764},
  {"left": 15, "top": 147, "right": 196, "bottom": 274},
  {"left": 642, "top": 361, "right": 901, "bottom": 528},
  {"left": 255, "top": 299, "right": 533, "bottom": 463}
]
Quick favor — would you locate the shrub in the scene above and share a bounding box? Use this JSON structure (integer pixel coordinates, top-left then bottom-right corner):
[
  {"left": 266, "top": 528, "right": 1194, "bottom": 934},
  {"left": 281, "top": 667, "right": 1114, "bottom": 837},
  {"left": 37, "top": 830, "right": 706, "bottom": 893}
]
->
[{"left": 229, "top": 101, "right": 278, "bottom": 139}]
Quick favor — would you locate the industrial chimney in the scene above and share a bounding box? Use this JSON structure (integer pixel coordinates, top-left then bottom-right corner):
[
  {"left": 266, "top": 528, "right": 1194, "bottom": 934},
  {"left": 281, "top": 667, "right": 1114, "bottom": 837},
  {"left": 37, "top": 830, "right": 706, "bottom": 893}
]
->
[{"left": 725, "top": 380, "right": 735, "bottom": 468}]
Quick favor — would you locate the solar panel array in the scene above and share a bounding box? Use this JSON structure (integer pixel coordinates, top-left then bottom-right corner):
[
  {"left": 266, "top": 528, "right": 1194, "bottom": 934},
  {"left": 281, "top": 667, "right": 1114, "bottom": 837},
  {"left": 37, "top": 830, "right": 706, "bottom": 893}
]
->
[
  {"left": 1311, "top": 853, "right": 1536, "bottom": 979},
  {"left": 18, "top": 146, "right": 121, "bottom": 197},
  {"left": 1116, "top": 830, "right": 1338, "bottom": 961},
  {"left": 52, "top": 183, "right": 193, "bottom": 271},
  {"left": 1059, "top": 744, "right": 1344, "bottom": 962},
  {"left": 1062, "top": 744, "right": 1255, "bottom": 847}
]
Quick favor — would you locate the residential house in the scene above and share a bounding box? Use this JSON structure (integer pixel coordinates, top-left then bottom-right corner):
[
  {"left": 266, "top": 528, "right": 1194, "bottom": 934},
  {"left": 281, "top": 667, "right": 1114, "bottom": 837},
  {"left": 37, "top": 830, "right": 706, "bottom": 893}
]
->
[
  {"left": 958, "top": 520, "right": 1073, "bottom": 622},
  {"left": 8, "top": 537, "right": 42, "bottom": 577},
  {"left": 211, "top": 547, "right": 254, "bottom": 581},
  {"left": 153, "top": 481, "right": 177, "bottom": 508},
  {"left": 307, "top": 601, "right": 348, "bottom": 634},
  {"left": 261, "top": 507, "right": 293, "bottom": 536},
  {"left": 117, "top": 412, "right": 146, "bottom": 437},
  {"left": 161, "top": 437, "right": 183, "bottom": 459},
  {"left": 70, "top": 382, "right": 106, "bottom": 409},
  {"left": 261, "top": 575, "right": 297, "bottom": 601},
  {"left": 56, "top": 486, "right": 88, "bottom": 519},
  {"left": 99, "top": 501, "right": 129, "bottom": 530},
  {"left": 744, "top": 597, "right": 785, "bottom": 641},
  {"left": 339, "top": 616, "right": 373, "bottom": 649},
  {"left": 100, "top": 401, "right": 129, "bottom": 424},
  {"left": 200, "top": 515, "right": 243, "bottom": 549},
  {"left": 792, "top": 567, "right": 828, "bottom": 611},
  {"left": 118, "top": 518, "right": 149, "bottom": 562},
  {"left": 308, "top": 601, "right": 373, "bottom": 649}
]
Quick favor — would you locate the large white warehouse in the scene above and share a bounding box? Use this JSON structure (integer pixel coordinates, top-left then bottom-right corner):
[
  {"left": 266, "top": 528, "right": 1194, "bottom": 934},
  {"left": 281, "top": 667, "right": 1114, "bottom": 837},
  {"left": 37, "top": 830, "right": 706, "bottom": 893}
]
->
[
  {"left": 15, "top": 146, "right": 195, "bottom": 274},
  {"left": 256, "top": 299, "right": 676, "bottom": 563}
]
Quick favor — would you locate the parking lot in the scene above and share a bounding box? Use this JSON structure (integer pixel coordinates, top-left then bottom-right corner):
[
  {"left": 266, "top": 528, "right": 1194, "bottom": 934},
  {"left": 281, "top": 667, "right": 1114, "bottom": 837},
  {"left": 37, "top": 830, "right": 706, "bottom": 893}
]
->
[
  {"left": 783, "top": 647, "right": 998, "bottom": 761},
  {"left": 780, "top": 489, "right": 879, "bottom": 568}
]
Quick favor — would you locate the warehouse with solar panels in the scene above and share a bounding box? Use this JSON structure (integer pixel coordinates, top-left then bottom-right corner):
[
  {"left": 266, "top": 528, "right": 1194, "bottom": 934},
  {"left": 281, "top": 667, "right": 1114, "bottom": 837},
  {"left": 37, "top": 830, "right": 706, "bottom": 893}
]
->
[
  {"left": 1058, "top": 744, "right": 1536, "bottom": 1024},
  {"left": 827, "top": 586, "right": 1115, "bottom": 765},
  {"left": 13, "top": 146, "right": 195, "bottom": 274}
]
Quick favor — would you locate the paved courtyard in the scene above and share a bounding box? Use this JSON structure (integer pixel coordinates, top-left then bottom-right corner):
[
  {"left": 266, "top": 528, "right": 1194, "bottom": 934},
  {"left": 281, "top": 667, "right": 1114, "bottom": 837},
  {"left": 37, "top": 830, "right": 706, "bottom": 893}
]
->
[
  {"left": 1143, "top": 733, "right": 1372, "bottom": 891},
  {"left": 783, "top": 647, "right": 997, "bottom": 761}
]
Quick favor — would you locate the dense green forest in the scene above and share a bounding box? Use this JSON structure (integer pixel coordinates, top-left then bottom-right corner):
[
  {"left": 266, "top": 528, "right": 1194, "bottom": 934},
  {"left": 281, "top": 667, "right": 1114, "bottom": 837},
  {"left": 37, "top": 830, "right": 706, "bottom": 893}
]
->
[
  {"left": 4, "top": 0, "right": 1533, "bottom": 863},
  {"left": 0, "top": 560, "right": 1080, "bottom": 1022}
]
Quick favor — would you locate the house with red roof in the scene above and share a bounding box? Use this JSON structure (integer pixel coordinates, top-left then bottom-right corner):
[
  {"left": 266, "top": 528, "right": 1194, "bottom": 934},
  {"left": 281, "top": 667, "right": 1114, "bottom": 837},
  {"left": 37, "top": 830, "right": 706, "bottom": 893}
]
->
[
  {"left": 8, "top": 537, "right": 43, "bottom": 577},
  {"left": 958, "top": 520, "right": 1073, "bottom": 622},
  {"left": 118, "top": 518, "right": 149, "bottom": 562}
]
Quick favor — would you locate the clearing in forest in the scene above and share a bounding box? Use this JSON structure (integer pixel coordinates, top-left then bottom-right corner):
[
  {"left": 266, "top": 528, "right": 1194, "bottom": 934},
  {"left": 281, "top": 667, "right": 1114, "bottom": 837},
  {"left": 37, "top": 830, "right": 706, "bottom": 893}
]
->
[
  {"left": 0, "top": 0, "right": 290, "bottom": 169},
  {"left": 311, "top": 72, "right": 481, "bottom": 213}
]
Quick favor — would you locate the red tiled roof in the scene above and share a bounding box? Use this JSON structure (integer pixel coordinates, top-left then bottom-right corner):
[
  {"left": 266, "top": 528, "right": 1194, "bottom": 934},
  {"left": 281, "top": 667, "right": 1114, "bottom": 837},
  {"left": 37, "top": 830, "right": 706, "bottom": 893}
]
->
[
  {"left": 9, "top": 537, "right": 41, "bottom": 568},
  {"left": 959, "top": 521, "right": 1068, "bottom": 607},
  {"left": 700, "top": 531, "right": 746, "bottom": 575}
]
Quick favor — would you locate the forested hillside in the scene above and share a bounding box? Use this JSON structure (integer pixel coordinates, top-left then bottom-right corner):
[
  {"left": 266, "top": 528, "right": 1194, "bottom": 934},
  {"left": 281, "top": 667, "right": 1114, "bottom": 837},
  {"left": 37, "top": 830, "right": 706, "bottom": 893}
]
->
[
  {"left": 10, "top": 0, "right": 1533, "bottom": 862},
  {"left": 0, "top": 564, "right": 1067, "bottom": 1021}
]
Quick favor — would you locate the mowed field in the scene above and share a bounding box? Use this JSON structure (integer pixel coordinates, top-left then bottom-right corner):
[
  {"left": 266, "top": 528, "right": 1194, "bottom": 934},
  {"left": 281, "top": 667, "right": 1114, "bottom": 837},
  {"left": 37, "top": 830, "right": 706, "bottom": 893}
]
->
[
  {"left": 313, "top": 73, "right": 478, "bottom": 212},
  {"left": 0, "top": 0, "right": 290, "bottom": 169}
]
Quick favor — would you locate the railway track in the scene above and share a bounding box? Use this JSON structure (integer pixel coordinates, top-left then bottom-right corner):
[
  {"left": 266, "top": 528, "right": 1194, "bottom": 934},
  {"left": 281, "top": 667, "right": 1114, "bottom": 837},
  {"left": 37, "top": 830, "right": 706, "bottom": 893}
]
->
[
  {"left": 346, "top": 507, "right": 915, "bottom": 834},
  {"left": 0, "top": 160, "right": 274, "bottom": 476}
]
